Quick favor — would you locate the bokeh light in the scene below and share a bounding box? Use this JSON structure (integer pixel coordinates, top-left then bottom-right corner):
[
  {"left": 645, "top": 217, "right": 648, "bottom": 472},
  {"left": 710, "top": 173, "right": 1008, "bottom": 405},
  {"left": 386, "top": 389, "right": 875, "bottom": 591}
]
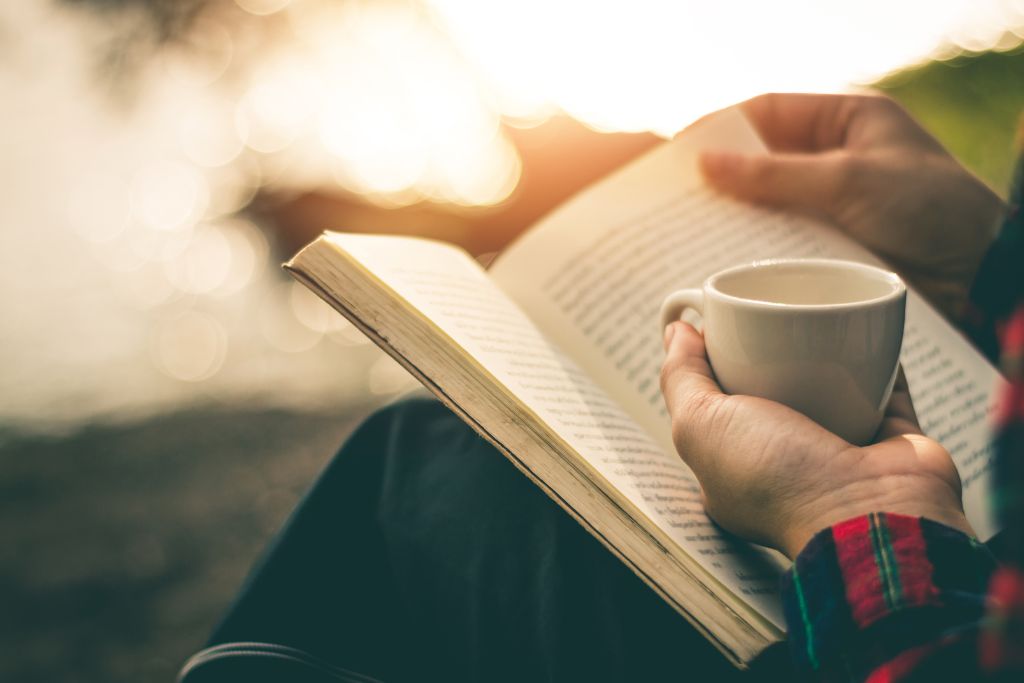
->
[
  {"left": 5, "top": 0, "right": 1024, "bottom": 430},
  {"left": 289, "top": 280, "right": 341, "bottom": 333},
  {"left": 258, "top": 282, "right": 325, "bottom": 352},
  {"left": 7, "top": 7, "right": 1024, "bottom": 680},
  {"left": 110, "top": 262, "right": 179, "bottom": 311},
  {"left": 236, "top": 68, "right": 312, "bottom": 154},
  {"left": 236, "top": 0, "right": 294, "bottom": 17},
  {"left": 428, "top": 0, "right": 1024, "bottom": 136},
  {"left": 179, "top": 95, "right": 245, "bottom": 168},
  {"left": 328, "top": 319, "right": 371, "bottom": 347},
  {"left": 368, "top": 355, "right": 418, "bottom": 395},
  {"left": 215, "top": 218, "right": 270, "bottom": 296},
  {"left": 131, "top": 161, "right": 208, "bottom": 233},
  {"left": 204, "top": 161, "right": 262, "bottom": 218},
  {"left": 164, "top": 225, "right": 234, "bottom": 295},
  {"left": 153, "top": 311, "right": 229, "bottom": 382},
  {"left": 161, "top": 16, "right": 235, "bottom": 87},
  {"left": 67, "top": 172, "right": 131, "bottom": 244}
]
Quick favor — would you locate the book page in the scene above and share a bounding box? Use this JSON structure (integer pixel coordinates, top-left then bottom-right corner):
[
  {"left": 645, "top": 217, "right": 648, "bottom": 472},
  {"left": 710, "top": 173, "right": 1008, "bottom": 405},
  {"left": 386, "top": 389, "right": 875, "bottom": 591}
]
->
[
  {"left": 492, "top": 107, "right": 1004, "bottom": 541},
  {"left": 327, "top": 232, "right": 786, "bottom": 628}
]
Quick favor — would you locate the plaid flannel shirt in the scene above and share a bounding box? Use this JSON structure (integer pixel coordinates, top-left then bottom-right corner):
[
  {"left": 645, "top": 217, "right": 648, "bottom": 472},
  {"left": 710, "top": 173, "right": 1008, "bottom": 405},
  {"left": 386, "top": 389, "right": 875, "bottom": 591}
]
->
[{"left": 780, "top": 153, "right": 1024, "bottom": 681}]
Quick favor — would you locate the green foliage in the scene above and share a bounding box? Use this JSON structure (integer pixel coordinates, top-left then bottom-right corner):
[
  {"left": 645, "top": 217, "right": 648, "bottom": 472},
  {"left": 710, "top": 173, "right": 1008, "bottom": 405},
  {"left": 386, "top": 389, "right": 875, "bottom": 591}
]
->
[{"left": 876, "top": 47, "right": 1024, "bottom": 194}]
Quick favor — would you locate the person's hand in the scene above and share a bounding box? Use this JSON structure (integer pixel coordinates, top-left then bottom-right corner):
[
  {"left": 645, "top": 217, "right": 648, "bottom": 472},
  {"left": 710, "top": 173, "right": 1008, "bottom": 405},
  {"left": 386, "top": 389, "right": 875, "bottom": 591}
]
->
[
  {"left": 700, "top": 93, "right": 1006, "bottom": 320},
  {"left": 660, "top": 321, "right": 974, "bottom": 560}
]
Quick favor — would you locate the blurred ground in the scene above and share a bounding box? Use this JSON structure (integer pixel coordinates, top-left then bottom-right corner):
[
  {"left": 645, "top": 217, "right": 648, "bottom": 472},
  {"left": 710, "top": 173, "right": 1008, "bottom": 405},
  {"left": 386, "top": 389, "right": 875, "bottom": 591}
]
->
[{"left": 0, "top": 406, "right": 370, "bottom": 683}]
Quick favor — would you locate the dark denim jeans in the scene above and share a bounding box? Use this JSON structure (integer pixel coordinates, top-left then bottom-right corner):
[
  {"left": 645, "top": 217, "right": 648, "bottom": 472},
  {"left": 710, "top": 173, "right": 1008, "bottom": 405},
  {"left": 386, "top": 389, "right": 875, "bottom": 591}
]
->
[{"left": 180, "top": 397, "right": 790, "bottom": 682}]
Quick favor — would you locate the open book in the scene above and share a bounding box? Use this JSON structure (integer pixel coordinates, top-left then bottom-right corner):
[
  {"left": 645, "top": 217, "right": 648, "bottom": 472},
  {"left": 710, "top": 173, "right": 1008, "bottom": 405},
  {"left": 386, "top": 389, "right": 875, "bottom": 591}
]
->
[{"left": 285, "top": 108, "right": 1004, "bottom": 667}]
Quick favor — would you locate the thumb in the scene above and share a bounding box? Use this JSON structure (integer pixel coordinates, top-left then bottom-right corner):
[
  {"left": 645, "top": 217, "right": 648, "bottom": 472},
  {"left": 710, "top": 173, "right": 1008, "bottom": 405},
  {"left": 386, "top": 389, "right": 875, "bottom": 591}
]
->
[
  {"left": 699, "top": 150, "right": 851, "bottom": 218},
  {"left": 660, "top": 322, "right": 721, "bottom": 403},
  {"left": 660, "top": 322, "right": 726, "bottom": 474}
]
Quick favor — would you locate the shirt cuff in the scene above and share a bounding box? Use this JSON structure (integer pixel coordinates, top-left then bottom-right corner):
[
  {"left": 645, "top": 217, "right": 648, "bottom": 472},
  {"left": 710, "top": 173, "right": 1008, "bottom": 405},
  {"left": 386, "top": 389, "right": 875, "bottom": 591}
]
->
[{"left": 781, "top": 512, "right": 996, "bottom": 679}]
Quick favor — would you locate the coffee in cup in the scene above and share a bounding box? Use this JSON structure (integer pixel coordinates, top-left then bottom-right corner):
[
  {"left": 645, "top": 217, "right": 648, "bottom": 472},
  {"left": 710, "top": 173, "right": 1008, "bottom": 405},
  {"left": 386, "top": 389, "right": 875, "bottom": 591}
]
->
[{"left": 659, "top": 258, "right": 906, "bottom": 445}]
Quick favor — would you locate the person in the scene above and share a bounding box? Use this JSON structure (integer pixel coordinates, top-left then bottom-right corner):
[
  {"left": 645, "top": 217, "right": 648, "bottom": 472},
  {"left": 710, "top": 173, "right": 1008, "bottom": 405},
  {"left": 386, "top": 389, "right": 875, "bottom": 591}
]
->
[
  {"left": 179, "top": 94, "right": 1024, "bottom": 682},
  {"left": 672, "top": 93, "right": 1024, "bottom": 680}
]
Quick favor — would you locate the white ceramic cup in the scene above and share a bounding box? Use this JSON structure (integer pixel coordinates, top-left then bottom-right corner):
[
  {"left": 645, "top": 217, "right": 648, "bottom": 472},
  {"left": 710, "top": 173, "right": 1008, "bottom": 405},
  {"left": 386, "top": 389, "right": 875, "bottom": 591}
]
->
[{"left": 659, "top": 258, "right": 906, "bottom": 445}]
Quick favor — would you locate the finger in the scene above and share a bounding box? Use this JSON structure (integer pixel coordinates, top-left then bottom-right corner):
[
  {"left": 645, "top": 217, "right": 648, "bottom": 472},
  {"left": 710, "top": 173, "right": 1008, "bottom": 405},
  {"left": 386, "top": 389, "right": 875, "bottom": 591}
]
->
[
  {"left": 660, "top": 322, "right": 723, "bottom": 415},
  {"left": 699, "top": 150, "right": 851, "bottom": 219},
  {"left": 661, "top": 323, "right": 726, "bottom": 473},
  {"left": 741, "top": 92, "right": 944, "bottom": 154},
  {"left": 740, "top": 93, "right": 856, "bottom": 152},
  {"left": 877, "top": 367, "right": 924, "bottom": 439}
]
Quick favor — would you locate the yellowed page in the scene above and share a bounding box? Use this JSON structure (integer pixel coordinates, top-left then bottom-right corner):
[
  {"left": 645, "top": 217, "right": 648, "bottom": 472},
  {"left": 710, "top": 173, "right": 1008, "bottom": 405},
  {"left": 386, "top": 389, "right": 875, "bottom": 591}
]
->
[
  {"left": 491, "top": 107, "right": 1004, "bottom": 541},
  {"left": 326, "top": 231, "right": 786, "bottom": 628}
]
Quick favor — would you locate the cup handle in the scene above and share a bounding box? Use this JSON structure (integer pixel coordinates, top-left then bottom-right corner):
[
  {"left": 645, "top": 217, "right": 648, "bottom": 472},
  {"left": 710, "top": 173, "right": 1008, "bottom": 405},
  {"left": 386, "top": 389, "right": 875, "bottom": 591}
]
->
[{"left": 659, "top": 289, "right": 704, "bottom": 332}]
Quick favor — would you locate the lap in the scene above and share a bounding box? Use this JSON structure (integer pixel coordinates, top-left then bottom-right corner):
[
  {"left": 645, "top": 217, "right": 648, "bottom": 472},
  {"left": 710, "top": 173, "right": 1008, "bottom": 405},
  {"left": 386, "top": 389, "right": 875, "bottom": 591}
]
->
[{"left": 200, "top": 397, "right": 785, "bottom": 682}]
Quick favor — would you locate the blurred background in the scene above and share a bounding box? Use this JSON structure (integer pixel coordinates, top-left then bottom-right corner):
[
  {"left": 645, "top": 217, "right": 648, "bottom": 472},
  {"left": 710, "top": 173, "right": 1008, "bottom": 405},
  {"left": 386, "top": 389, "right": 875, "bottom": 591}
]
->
[{"left": 2, "top": 1, "right": 1024, "bottom": 680}]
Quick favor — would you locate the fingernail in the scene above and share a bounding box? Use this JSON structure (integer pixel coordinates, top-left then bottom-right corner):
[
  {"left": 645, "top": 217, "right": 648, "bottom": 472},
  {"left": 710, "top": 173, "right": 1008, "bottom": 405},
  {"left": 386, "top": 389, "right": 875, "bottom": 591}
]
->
[{"left": 663, "top": 323, "right": 676, "bottom": 350}]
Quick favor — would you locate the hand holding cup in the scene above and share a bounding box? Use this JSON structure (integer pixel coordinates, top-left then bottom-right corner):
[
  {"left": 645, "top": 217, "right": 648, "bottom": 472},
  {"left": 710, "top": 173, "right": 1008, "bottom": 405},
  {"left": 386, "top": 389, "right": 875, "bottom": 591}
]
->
[{"left": 660, "top": 258, "right": 906, "bottom": 445}]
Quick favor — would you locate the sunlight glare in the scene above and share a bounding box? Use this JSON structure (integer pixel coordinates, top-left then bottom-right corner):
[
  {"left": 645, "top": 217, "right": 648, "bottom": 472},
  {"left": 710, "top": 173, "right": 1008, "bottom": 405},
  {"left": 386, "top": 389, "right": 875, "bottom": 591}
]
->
[
  {"left": 428, "top": 0, "right": 1021, "bottom": 136},
  {"left": 67, "top": 172, "right": 131, "bottom": 244},
  {"left": 298, "top": 0, "right": 520, "bottom": 205},
  {"left": 215, "top": 218, "right": 269, "bottom": 296},
  {"left": 153, "top": 311, "right": 229, "bottom": 382},
  {"left": 160, "top": 17, "right": 234, "bottom": 88},
  {"left": 164, "top": 225, "right": 234, "bottom": 295},
  {"left": 259, "top": 282, "right": 324, "bottom": 352},
  {"left": 236, "top": 69, "right": 312, "bottom": 154},
  {"left": 132, "top": 161, "right": 208, "bottom": 233},
  {"left": 180, "top": 95, "right": 245, "bottom": 167}
]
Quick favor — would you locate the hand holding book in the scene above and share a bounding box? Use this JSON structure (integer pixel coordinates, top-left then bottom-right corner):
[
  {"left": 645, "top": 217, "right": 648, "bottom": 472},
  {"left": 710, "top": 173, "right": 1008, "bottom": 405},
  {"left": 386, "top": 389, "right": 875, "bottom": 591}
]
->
[
  {"left": 286, "top": 100, "right": 1005, "bottom": 665},
  {"left": 700, "top": 93, "right": 1006, "bottom": 321}
]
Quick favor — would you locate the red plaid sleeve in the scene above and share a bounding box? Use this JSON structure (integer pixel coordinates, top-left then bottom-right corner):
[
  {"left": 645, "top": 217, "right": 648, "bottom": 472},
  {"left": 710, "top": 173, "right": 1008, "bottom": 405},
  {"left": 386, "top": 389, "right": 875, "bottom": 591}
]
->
[
  {"left": 781, "top": 513, "right": 996, "bottom": 681},
  {"left": 780, "top": 151, "right": 1024, "bottom": 681},
  {"left": 979, "top": 303, "right": 1024, "bottom": 675},
  {"left": 971, "top": 148, "right": 1024, "bottom": 676}
]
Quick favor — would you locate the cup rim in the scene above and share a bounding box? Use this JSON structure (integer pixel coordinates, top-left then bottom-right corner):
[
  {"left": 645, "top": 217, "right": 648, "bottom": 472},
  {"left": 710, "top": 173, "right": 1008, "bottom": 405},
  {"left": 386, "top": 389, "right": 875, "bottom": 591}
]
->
[{"left": 704, "top": 258, "right": 906, "bottom": 311}]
